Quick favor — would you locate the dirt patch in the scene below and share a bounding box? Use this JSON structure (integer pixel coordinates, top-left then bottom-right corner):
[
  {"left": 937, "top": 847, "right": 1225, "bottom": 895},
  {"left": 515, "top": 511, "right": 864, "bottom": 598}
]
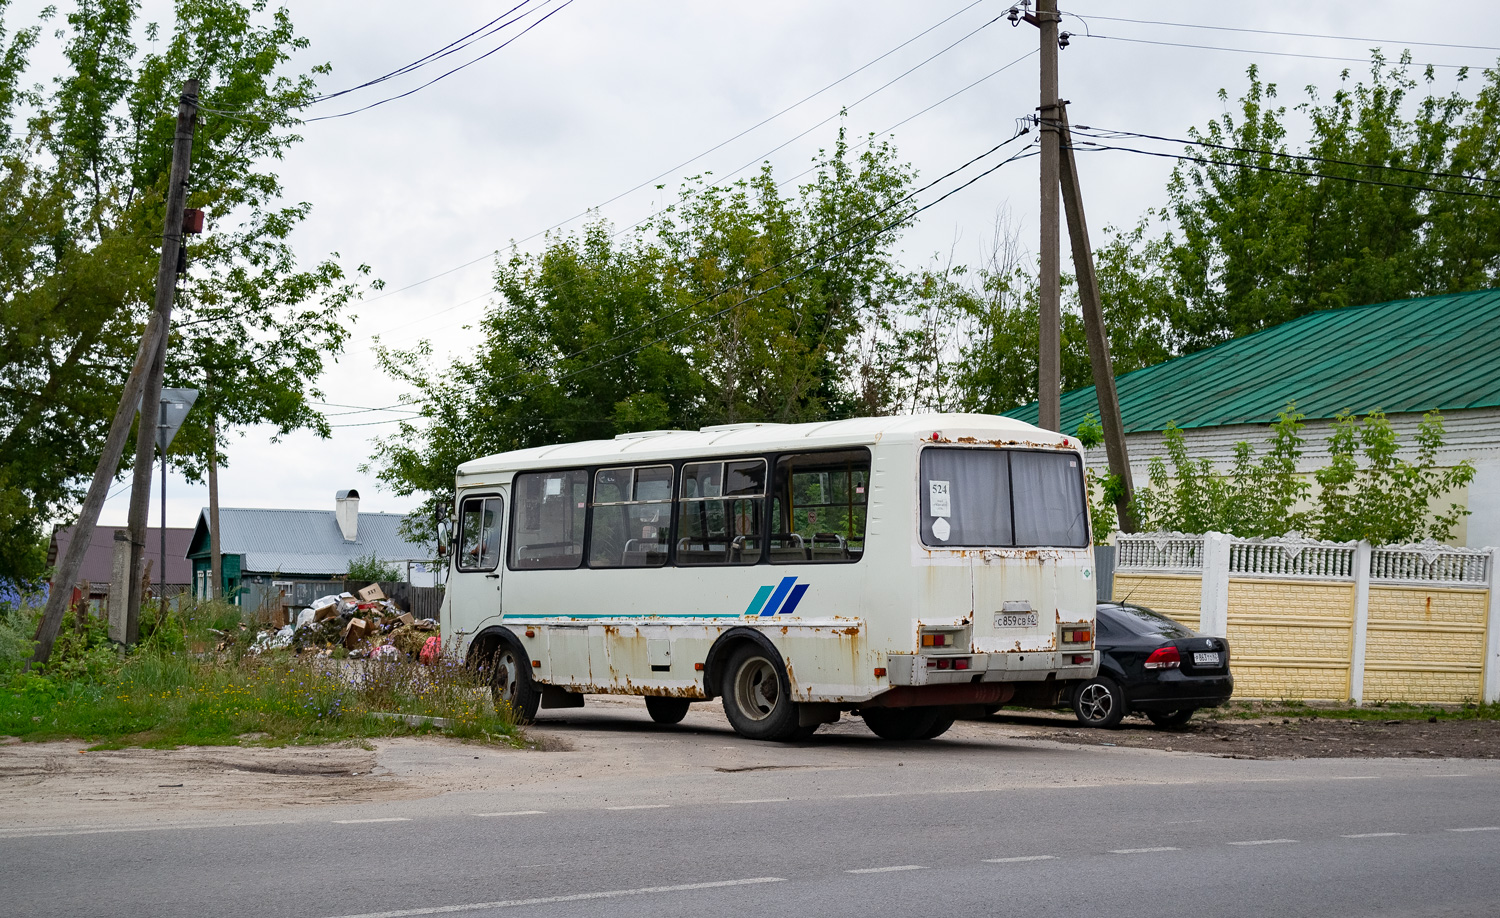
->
[{"left": 1034, "top": 717, "right": 1500, "bottom": 759}]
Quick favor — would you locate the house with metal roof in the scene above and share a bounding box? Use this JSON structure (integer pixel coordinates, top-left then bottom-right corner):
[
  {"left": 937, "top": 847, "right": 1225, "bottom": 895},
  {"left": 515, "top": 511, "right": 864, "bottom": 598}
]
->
[
  {"left": 186, "top": 490, "right": 436, "bottom": 609},
  {"left": 1006, "top": 288, "right": 1500, "bottom": 548}
]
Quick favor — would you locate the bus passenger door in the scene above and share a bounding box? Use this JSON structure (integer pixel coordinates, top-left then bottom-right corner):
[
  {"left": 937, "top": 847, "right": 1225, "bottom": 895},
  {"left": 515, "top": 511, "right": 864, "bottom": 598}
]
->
[{"left": 449, "top": 493, "right": 506, "bottom": 633}]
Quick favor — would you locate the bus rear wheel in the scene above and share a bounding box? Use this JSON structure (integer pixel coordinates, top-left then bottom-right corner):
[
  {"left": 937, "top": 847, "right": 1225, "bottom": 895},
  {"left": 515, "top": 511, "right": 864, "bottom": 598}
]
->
[
  {"left": 720, "top": 644, "right": 803, "bottom": 742},
  {"left": 645, "top": 696, "right": 691, "bottom": 725},
  {"left": 860, "top": 707, "right": 952, "bottom": 741},
  {"left": 487, "top": 634, "right": 540, "bottom": 724}
]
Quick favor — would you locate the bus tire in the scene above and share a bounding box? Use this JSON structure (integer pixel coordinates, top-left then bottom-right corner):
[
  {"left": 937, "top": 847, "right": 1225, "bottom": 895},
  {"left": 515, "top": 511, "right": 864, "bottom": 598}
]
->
[
  {"left": 860, "top": 708, "right": 945, "bottom": 741},
  {"left": 720, "top": 643, "right": 802, "bottom": 742},
  {"left": 645, "top": 696, "right": 691, "bottom": 725},
  {"left": 488, "top": 633, "right": 541, "bottom": 724}
]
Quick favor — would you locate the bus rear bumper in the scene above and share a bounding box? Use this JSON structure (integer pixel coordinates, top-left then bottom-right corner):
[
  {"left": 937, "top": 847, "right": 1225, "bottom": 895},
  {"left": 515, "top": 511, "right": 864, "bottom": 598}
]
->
[{"left": 884, "top": 651, "right": 1097, "bottom": 686}]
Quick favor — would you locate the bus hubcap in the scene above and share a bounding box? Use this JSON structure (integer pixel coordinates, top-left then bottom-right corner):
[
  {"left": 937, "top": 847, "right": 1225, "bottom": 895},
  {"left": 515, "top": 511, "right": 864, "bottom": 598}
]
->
[
  {"left": 1079, "top": 683, "right": 1112, "bottom": 721},
  {"left": 734, "top": 657, "right": 780, "bottom": 721},
  {"left": 494, "top": 650, "right": 518, "bottom": 702}
]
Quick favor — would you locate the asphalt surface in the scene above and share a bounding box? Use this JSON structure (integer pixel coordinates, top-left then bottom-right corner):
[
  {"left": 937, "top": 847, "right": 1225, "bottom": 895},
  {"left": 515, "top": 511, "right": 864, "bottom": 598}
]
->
[{"left": 3, "top": 703, "right": 1498, "bottom": 918}]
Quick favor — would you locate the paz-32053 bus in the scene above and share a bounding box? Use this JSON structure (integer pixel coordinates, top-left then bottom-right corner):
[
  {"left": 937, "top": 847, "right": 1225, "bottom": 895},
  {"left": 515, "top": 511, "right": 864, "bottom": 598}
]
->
[{"left": 440, "top": 413, "right": 1098, "bottom": 742}]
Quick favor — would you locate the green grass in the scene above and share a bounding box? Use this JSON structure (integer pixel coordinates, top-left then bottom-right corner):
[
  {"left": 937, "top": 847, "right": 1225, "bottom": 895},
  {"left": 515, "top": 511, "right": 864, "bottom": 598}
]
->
[{"left": 0, "top": 599, "right": 521, "bottom": 749}]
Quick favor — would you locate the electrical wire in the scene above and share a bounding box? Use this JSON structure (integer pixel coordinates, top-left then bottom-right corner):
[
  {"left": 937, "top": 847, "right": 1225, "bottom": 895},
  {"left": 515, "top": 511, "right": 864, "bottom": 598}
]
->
[
  {"left": 307, "top": 0, "right": 577, "bottom": 122},
  {"left": 1068, "top": 124, "right": 1500, "bottom": 188},
  {"left": 335, "top": 129, "right": 1038, "bottom": 424},
  {"left": 1060, "top": 12, "right": 1500, "bottom": 54},
  {"left": 1068, "top": 139, "right": 1500, "bottom": 202},
  {"left": 354, "top": 1, "right": 1008, "bottom": 308},
  {"left": 1079, "top": 33, "right": 1479, "bottom": 71}
]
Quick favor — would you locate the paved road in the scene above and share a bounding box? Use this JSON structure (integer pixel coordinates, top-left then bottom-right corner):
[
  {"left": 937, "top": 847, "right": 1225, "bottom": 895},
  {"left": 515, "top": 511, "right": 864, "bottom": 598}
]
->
[{"left": 3, "top": 703, "right": 1498, "bottom": 918}]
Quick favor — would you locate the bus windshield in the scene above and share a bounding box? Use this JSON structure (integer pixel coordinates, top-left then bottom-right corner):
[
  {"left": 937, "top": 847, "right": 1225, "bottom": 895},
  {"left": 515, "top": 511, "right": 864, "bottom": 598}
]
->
[{"left": 919, "top": 447, "right": 1088, "bottom": 548}]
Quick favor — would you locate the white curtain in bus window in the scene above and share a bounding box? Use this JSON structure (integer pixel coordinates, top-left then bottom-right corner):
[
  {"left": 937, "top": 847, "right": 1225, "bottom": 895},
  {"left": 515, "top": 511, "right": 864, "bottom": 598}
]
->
[
  {"left": 771, "top": 449, "right": 870, "bottom": 563},
  {"left": 589, "top": 465, "right": 672, "bottom": 568},
  {"left": 1011, "top": 450, "right": 1089, "bottom": 547},
  {"left": 511, "top": 469, "right": 588, "bottom": 569},
  {"left": 677, "top": 458, "right": 765, "bottom": 565},
  {"left": 918, "top": 449, "right": 1012, "bottom": 547},
  {"left": 457, "top": 496, "right": 503, "bottom": 572}
]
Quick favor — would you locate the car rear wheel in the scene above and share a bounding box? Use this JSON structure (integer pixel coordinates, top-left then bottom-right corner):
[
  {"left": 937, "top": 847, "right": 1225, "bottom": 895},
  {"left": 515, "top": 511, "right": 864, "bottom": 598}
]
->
[
  {"left": 720, "top": 644, "right": 803, "bottom": 741},
  {"left": 1073, "top": 676, "right": 1126, "bottom": 729},
  {"left": 645, "top": 696, "right": 691, "bottom": 725},
  {"left": 1146, "top": 707, "right": 1198, "bottom": 728},
  {"left": 861, "top": 708, "right": 948, "bottom": 740}
]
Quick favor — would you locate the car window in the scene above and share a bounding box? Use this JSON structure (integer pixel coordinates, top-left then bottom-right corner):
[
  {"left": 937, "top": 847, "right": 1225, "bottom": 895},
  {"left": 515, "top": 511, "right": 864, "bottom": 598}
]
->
[{"left": 1104, "top": 604, "right": 1195, "bottom": 639}]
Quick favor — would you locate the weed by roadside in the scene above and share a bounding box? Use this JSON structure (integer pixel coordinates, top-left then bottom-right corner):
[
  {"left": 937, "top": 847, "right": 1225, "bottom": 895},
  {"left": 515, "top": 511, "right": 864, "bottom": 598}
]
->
[
  {"left": 1203, "top": 698, "right": 1500, "bottom": 723},
  {"left": 0, "top": 598, "right": 520, "bottom": 749}
]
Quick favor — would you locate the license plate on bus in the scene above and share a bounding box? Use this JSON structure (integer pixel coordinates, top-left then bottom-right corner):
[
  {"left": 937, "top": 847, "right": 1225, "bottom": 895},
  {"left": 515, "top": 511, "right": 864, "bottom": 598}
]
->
[
  {"left": 994, "top": 612, "right": 1038, "bottom": 628},
  {"left": 1193, "top": 652, "right": 1221, "bottom": 666}
]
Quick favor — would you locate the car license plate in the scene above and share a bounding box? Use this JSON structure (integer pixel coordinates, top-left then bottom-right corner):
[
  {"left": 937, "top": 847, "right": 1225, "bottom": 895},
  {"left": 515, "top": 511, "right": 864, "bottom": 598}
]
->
[
  {"left": 994, "top": 612, "right": 1038, "bottom": 628},
  {"left": 1193, "top": 652, "right": 1221, "bottom": 666}
]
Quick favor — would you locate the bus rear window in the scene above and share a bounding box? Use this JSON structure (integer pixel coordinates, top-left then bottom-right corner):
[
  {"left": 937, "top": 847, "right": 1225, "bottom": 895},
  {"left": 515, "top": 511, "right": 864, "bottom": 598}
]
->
[{"left": 919, "top": 448, "right": 1087, "bottom": 548}]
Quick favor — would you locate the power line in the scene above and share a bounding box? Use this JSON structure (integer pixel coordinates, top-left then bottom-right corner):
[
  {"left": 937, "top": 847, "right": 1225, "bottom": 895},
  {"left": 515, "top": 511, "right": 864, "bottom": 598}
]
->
[
  {"left": 307, "top": 0, "right": 577, "bottom": 123},
  {"left": 1061, "top": 12, "right": 1500, "bottom": 54},
  {"left": 353, "top": 1, "right": 1006, "bottom": 307},
  {"left": 1079, "top": 33, "right": 1480, "bottom": 71},
  {"left": 343, "top": 129, "right": 1038, "bottom": 423},
  {"left": 1070, "top": 124, "right": 1500, "bottom": 188},
  {"left": 1070, "top": 139, "right": 1500, "bottom": 202},
  {"left": 311, "top": 0, "right": 542, "bottom": 104}
]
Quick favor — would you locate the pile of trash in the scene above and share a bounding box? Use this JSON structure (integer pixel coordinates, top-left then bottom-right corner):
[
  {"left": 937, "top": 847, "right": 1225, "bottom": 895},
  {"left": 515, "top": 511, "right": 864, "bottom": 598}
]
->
[{"left": 251, "top": 584, "right": 440, "bottom": 663}]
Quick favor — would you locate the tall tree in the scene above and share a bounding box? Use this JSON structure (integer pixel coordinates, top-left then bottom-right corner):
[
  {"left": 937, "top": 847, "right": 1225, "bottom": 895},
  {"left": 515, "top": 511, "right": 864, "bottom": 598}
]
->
[{"left": 0, "top": 0, "right": 366, "bottom": 586}]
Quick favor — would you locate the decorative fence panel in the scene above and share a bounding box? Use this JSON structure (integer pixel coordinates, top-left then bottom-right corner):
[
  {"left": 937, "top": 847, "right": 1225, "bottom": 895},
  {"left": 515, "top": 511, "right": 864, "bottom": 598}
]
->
[{"left": 1112, "top": 532, "right": 1499, "bottom": 704}]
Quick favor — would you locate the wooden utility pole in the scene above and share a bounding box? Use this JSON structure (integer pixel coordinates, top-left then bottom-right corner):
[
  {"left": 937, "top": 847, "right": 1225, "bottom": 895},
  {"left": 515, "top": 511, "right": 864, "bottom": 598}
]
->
[
  {"left": 208, "top": 405, "right": 223, "bottom": 601},
  {"left": 1056, "top": 103, "right": 1136, "bottom": 531},
  {"left": 1035, "top": 0, "right": 1061, "bottom": 431},
  {"left": 123, "top": 79, "right": 199, "bottom": 643}
]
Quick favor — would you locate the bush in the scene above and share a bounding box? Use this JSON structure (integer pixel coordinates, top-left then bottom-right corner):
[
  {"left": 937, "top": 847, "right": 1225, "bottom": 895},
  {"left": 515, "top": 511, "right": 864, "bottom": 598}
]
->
[
  {"left": 346, "top": 553, "right": 402, "bottom": 582},
  {"left": 1132, "top": 403, "right": 1473, "bottom": 542}
]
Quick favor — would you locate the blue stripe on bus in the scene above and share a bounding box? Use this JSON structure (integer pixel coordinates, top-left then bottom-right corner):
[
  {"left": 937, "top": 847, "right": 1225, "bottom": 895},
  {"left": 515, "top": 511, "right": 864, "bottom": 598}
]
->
[
  {"left": 778, "top": 583, "right": 809, "bottom": 617},
  {"left": 760, "top": 576, "right": 799, "bottom": 617},
  {"left": 743, "top": 585, "right": 775, "bottom": 617},
  {"left": 508, "top": 613, "right": 744, "bottom": 620}
]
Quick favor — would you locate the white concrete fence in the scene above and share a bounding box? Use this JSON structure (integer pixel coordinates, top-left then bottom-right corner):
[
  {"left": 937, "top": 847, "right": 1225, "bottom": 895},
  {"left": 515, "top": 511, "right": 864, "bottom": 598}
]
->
[{"left": 1112, "top": 532, "right": 1500, "bottom": 705}]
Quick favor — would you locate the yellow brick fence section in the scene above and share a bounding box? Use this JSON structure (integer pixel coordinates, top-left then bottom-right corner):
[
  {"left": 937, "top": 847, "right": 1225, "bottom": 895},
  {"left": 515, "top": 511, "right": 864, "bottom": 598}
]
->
[
  {"left": 1225, "top": 579, "right": 1354, "bottom": 701},
  {"left": 1363, "top": 585, "right": 1487, "bottom": 704}
]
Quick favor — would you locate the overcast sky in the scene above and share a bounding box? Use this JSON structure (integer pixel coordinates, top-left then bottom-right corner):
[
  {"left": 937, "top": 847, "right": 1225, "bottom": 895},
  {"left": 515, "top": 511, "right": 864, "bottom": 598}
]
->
[{"left": 23, "top": 0, "right": 1491, "bottom": 530}]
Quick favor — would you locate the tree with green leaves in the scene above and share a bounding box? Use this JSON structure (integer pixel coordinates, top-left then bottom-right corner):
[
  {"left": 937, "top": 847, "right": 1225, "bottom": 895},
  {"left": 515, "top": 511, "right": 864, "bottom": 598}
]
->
[{"left": 0, "top": 0, "right": 368, "bottom": 587}]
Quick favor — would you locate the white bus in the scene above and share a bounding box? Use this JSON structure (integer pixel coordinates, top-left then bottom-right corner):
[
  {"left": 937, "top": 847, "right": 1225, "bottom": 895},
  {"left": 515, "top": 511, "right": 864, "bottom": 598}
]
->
[{"left": 440, "top": 412, "right": 1099, "bottom": 742}]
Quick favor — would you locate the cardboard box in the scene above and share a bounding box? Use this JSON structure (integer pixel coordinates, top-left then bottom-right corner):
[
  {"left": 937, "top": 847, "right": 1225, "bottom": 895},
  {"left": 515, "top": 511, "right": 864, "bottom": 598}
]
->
[
  {"left": 395, "top": 613, "right": 414, "bottom": 628},
  {"left": 314, "top": 604, "right": 341, "bottom": 623},
  {"left": 357, "top": 583, "right": 387, "bottom": 602},
  {"left": 342, "top": 617, "right": 368, "bottom": 649}
]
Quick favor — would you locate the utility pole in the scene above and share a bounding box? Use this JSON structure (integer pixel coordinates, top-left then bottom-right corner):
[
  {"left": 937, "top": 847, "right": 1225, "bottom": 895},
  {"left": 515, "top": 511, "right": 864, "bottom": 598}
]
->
[
  {"left": 1030, "top": 0, "right": 1062, "bottom": 431},
  {"left": 31, "top": 83, "right": 199, "bottom": 664},
  {"left": 1057, "top": 103, "right": 1136, "bottom": 532},
  {"left": 123, "top": 79, "right": 199, "bottom": 643},
  {"left": 208, "top": 402, "right": 223, "bottom": 601}
]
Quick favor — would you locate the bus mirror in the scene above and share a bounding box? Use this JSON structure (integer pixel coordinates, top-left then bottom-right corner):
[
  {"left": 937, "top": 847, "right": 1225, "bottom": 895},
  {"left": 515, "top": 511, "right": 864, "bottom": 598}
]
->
[{"left": 435, "top": 505, "right": 452, "bottom": 556}]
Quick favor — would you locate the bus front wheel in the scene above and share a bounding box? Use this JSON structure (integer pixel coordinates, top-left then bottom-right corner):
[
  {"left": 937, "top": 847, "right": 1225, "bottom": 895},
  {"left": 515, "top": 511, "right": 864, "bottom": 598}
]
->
[
  {"left": 720, "top": 644, "right": 803, "bottom": 742},
  {"left": 488, "top": 635, "right": 541, "bottom": 723}
]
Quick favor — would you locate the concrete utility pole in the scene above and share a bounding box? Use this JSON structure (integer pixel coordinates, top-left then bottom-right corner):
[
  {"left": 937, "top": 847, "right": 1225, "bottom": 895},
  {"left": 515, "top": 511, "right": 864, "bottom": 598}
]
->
[
  {"left": 122, "top": 80, "right": 199, "bottom": 643},
  {"left": 33, "top": 82, "right": 199, "bottom": 663},
  {"left": 1056, "top": 103, "right": 1136, "bottom": 532},
  {"left": 1035, "top": 0, "right": 1062, "bottom": 431}
]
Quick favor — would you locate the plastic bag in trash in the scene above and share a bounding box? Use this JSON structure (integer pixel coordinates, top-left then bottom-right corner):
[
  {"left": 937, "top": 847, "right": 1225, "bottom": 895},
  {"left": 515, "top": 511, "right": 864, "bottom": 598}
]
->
[
  {"left": 295, "top": 608, "right": 316, "bottom": 630},
  {"left": 250, "top": 624, "right": 294, "bottom": 652},
  {"left": 370, "top": 643, "right": 400, "bottom": 661},
  {"left": 419, "top": 635, "right": 441, "bottom": 665}
]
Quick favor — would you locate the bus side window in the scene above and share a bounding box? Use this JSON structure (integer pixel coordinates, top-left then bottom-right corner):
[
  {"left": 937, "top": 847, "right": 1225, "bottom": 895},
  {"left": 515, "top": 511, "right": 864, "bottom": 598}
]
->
[
  {"left": 589, "top": 465, "right": 671, "bottom": 568},
  {"left": 457, "top": 496, "right": 503, "bottom": 572},
  {"left": 770, "top": 449, "right": 870, "bottom": 564},
  {"left": 511, "top": 470, "right": 588, "bottom": 570},
  {"left": 677, "top": 459, "right": 765, "bottom": 566}
]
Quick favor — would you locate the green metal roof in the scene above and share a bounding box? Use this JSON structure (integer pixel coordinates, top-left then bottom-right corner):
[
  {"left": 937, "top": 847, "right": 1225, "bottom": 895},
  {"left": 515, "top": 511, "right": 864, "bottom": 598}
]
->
[{"left": 1005, "top": 288, "right": 1500, "bottom": 434}]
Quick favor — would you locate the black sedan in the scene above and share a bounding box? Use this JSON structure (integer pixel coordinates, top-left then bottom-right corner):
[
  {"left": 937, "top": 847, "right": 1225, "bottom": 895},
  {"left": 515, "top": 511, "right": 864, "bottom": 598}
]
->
[{"left": 1070, "top": 602, "right": 1233, "bottom": 729}]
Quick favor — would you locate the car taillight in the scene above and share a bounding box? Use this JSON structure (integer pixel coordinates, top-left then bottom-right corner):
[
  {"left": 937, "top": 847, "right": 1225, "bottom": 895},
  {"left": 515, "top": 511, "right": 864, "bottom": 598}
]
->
[
  {"left": 1062, "top": 627, "right": 1092, "bottom": 644},
  {"left": 1144, "top": 646, "right": 1181, "bottom": 670}
]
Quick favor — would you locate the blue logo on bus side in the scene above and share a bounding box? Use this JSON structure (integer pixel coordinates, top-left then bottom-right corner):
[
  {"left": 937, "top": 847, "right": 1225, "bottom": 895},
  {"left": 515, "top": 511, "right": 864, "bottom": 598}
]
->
[{"left": 744, "top": 576, "right": 808, "bottom": 617}]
